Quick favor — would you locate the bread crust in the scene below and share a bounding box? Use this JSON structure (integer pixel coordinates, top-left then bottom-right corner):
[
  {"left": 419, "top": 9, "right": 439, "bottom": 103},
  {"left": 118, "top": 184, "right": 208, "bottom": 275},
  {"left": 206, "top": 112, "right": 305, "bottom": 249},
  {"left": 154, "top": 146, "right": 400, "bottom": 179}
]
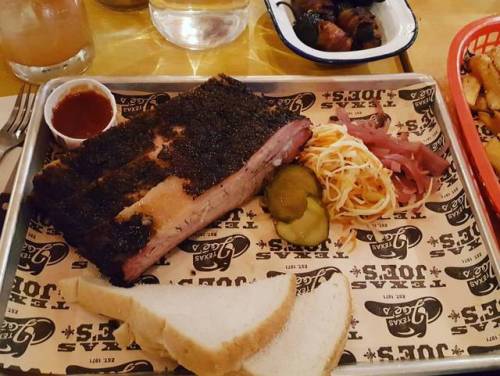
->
[
  {"left": 229, "top": 274, "right": 352, "bottom": 376},
  {"left": 162, "top": 276, "right": 297, "bottom": 376},
  {"left": 116, "top": 310, "right": 178, "bottom": 370}
]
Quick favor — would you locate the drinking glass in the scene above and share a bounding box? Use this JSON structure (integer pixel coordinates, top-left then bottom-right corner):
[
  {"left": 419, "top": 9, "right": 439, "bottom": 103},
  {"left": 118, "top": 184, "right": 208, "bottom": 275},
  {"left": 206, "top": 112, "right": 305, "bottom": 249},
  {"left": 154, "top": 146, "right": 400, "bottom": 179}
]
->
[
  {"left": 0, "top": 0, "right": 94, "bottom": 83},
  {"left": 97, "top": 0, "right": 148, "bottom": 10},
  {"left": 149, "top": 0, "right": 250, "bottom": 50}
]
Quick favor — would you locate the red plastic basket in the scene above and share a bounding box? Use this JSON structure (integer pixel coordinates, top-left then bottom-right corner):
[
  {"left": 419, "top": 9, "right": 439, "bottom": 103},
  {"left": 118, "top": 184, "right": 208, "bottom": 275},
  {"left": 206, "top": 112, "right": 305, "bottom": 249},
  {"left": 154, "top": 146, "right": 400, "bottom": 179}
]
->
[{"left": 448, "top": 16, "right": 500, "bottom": 215}]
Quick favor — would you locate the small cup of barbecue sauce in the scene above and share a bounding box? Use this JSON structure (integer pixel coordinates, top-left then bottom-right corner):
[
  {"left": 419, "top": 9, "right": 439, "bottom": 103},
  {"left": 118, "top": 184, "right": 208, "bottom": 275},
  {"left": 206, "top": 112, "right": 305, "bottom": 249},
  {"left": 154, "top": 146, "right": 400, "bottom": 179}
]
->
[{"left": 44, "top": 78, "right": 117, "bottom": 149}]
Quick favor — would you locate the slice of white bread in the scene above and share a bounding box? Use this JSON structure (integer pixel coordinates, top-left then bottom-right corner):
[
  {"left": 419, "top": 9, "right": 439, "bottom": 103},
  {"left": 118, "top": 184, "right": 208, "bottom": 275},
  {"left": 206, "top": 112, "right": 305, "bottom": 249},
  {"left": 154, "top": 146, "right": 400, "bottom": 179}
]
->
[
  {"left": 60, "top": 274, "right": 296, "bottom": 376},
  {"left": 233, "top": 274, "right": 352, "bottom": 376},
  {"left": 60, "top": 276, "right": 178, "bottom": 369}
]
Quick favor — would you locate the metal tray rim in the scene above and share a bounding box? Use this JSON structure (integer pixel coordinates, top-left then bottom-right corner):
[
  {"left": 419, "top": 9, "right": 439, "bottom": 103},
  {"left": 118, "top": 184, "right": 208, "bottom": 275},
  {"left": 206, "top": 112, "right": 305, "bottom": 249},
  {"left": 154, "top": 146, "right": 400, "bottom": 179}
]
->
[{"left": 0, "top": 73, "right": 499, "bottom": 375}]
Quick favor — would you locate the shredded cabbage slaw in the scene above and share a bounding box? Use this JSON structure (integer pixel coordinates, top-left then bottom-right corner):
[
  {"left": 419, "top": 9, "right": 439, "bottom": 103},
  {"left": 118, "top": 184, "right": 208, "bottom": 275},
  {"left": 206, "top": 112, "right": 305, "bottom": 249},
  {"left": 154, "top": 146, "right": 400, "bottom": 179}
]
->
[{"left": 300, "top": 123, "right": 432, "bottom": 226}]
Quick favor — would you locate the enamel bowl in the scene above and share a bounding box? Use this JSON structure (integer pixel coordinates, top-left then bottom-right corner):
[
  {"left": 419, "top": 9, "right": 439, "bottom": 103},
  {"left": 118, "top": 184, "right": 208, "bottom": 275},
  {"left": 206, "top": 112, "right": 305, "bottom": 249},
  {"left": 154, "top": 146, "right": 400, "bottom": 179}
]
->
[{"left": 264, "top": 0, "right": 418, "bottom": 64}]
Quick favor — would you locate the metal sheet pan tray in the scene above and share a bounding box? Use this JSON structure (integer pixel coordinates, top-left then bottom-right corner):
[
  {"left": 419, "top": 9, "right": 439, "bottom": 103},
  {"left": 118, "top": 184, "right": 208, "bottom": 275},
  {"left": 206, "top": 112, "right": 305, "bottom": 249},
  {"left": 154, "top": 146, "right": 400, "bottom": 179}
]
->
[{"left": 0, "top": 74, "right": 499, "bottom": 375}]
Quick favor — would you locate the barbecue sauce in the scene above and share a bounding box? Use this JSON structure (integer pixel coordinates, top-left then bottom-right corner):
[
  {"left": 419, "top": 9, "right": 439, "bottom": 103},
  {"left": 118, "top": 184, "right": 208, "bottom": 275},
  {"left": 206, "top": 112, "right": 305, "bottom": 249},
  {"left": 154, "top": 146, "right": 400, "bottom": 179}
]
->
[{"left": 52, "top": 90, "right": 112, "bottom": 139}]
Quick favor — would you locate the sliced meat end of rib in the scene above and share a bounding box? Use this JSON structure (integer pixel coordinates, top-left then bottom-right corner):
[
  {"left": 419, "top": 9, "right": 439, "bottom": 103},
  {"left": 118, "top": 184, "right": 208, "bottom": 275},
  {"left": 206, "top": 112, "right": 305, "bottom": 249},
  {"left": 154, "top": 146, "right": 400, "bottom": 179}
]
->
[{"left": 119, "top": 118, "right": 312, "bottom": 282}]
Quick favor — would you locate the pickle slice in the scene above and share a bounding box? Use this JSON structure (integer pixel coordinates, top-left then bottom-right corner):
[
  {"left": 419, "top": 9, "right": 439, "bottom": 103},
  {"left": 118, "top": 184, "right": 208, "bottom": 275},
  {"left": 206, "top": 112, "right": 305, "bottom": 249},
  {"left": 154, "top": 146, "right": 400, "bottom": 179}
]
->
[
  {"left": 275, "top": 197, "right": 329, "bottom": 246},
  {"left": 265, "top": 165, "right": 322, "bottom": 222},
  {"left": 273, "top": 165, "right": 322, "bottom": 198},
  {"left": 266, "top": 185, "right": 308, "bottom": 222}
]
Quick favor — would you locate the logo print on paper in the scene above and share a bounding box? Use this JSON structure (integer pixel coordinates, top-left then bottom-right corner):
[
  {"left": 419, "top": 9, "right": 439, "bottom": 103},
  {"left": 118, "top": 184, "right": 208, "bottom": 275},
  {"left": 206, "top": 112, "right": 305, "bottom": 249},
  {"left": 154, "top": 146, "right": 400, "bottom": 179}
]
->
[
  {"left": 0, "top": 365, "right": 42, "bottom": 374},
  {"left": 399, "top": 85, "right": 435, "bottom": 114},
  {"left": 427, "top": 132, "right": 447, "bottom": 154},
  {"left": 267, "top": 266, "right": 341, "bottom": 295},
  {"left": 330, "top": 111, "right": 391, "bottom": 127},
  {"left": 445, "top": 255, "right": 498, "bottom": 296},
  {"left": 356, "top": 226, "right": 422, "bottom": 259},
  {"left": 425, "top": 190, "right": 472, "bottom": 226},
  {"left": 339, "top": 350, "right": 357, "bottom": 365},
  {"left": 264, "top": 92, "right": 316, "bottom": 114},
  {"left": 179, "top": 234, "right": 250, "bottom": 272},
  {"left": 0, "top": 317, "right": 55, "bottom": 357},
  {"left": 399, "top": 85, "right": 436, "bottom": 135},
  {"left": 113, "top": 92, "right": 170, "bottom": 119},
  {"left": 18, "top": 239, "right": 69, "bottom": 275},
  {"left": 439, "top": 150, "right": 458, "bottom": 188},
  {"left": 467, "top": 343, "right": 500, "bottom": 355},
  {"left": 365, "top": 297, "right": 443, "bottom": 338},
  {"left": 66, "top": 360, "right": 154, "bottom": 374}
]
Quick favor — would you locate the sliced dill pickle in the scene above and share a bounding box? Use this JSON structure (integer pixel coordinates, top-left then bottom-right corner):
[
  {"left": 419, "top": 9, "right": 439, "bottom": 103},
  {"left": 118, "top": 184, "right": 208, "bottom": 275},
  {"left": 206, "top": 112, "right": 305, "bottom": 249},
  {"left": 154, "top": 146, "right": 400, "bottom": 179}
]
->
[
  {"left": 273, "top": 165, "right": 322, "bottom": 198},
  {"left": 265, "top": 165, "right": 322, "bottom": 222},
  {"left": 266, "top": 185, "right": 308, "bottom": 222},
  {"left": 275, "top": 197, "right": 329, "bottom": 246}
]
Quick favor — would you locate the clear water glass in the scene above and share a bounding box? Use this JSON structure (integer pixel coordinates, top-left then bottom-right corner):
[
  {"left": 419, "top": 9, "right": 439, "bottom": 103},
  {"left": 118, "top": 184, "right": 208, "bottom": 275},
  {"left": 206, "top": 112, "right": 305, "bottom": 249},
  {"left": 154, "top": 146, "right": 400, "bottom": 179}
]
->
[
  {"left": 149, "top": 0, "right": 250, "bottom": 50},
  {"left": 0, "top": 0, "right": 94, "bottom": 84}
]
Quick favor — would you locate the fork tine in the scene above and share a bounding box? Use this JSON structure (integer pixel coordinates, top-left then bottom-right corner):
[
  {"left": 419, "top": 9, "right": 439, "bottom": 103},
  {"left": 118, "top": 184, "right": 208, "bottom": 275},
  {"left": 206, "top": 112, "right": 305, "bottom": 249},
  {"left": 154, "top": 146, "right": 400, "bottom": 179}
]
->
[
  {"left": 3, "top": 84, "right": 27, "bottom": 132},
  {"left": 10, "top": 84, "right": 35, "bottom": 135},
  {"left": 18, "top": 86, "right": 38, "bottom": 135}
]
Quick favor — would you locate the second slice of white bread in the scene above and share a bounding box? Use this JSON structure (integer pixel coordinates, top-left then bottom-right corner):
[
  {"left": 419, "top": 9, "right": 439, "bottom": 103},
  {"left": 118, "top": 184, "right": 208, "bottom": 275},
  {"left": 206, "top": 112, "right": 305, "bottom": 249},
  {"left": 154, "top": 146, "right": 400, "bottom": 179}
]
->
[
  {"left": 60, "top": 274, "right": 296, "bottom": 376},
  {"left": 233, "top": 273, "right": 352, "bottom": 376}
]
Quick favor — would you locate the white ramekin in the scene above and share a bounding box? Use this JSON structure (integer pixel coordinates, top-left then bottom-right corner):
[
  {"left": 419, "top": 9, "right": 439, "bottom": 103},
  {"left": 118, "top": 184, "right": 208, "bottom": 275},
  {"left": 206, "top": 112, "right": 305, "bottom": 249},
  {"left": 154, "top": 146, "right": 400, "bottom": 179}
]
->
[{"left": 44, "top": 78, "right": 117, "bottom": 149}]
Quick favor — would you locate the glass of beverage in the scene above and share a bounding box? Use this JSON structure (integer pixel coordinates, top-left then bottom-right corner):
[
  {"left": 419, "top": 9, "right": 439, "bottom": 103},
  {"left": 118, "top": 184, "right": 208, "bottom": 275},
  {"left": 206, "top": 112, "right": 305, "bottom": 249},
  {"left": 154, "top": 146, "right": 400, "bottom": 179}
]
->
[
  {"left": 97, "top": 0, "right": 148, "bottom": 10},
  {"left": 0, "top": 0, "right": 94, "bottom": 83},
  {"left": 149, "top": 0, "right": 250, "bottom": 50}
]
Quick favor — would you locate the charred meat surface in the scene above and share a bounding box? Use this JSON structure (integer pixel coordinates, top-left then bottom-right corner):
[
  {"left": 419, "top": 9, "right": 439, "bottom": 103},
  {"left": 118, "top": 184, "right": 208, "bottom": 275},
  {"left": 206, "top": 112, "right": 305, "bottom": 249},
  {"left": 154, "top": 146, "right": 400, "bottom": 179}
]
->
[
  {"left": 32, "top": 75, "right": 312, "bottom": 283},
  {"left": 289, "top": 0, "right": 384, "bottom": 52},
  {"left": 293, "top": 12, "right": 353, "bottom": 51},
  {"left": 293, "top": 11, "right": 322, "bottom": 48},
  {"left": 317, "top": 20, "right": 353, "bottom": 52},
  {"left": 337, "top": 7, "right": 382, "bottom": 50}
]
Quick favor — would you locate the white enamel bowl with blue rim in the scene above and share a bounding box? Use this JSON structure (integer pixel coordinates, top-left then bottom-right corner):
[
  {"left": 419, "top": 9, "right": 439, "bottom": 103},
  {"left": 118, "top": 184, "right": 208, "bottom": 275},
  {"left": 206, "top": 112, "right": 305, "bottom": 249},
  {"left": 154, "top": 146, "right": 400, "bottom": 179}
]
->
[{"left": 264, "top": 0, "right": 418, "bottom": 64}]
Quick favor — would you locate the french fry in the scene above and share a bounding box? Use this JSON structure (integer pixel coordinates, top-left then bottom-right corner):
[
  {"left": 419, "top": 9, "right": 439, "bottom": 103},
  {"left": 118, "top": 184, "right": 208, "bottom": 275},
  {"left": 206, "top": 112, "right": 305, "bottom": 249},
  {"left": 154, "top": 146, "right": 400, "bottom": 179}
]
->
[
  {"left": 492, "top": 111, "right": 500, "bottom": 134},
  {"left": 478, "top": 110, "right": 500, "bottom": 135},
  {"left": 488, "top": 46, "right": 500, "bottom": 72},
  {"left": 469, "top": 54, "right": 500, "bottom": 110},
  {"left": 463, "top": 48, "right": 500, "bottom": 176},
  {"left": 485, "top": 138, "right": 500, "bottom": 175},
  {"left": 461, "top": 74, "right": 481, "bottom": 107},
  {"left": 474, "top": 94, "right": 488, "bottom": 112},
  {"left": 486, "top": 88, "right": 500, "bottom": 111},
  {"left": 468, "top": 54, "right": 490, "bottom": 82},
  {"left": 478, "top": 111, "right": 493, "bottom": 130}
]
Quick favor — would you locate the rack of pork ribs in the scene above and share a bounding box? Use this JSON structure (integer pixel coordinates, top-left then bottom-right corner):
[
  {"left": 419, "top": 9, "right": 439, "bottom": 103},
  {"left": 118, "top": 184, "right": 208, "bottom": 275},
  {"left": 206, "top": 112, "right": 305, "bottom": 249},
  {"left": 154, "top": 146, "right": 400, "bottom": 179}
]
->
[{"left": 31, "top": 75, "right": 312, "bottom": 284}]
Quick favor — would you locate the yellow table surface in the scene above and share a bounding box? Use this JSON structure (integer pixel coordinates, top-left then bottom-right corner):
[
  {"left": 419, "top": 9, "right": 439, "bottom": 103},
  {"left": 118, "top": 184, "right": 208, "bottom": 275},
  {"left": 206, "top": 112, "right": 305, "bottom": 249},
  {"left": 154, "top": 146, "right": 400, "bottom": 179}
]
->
[
  {"left": 407, "top": 0, "right": 499, "bottom": 100},
  {"left": 0, "top": 0, "right": 404, "bottom": 96}
]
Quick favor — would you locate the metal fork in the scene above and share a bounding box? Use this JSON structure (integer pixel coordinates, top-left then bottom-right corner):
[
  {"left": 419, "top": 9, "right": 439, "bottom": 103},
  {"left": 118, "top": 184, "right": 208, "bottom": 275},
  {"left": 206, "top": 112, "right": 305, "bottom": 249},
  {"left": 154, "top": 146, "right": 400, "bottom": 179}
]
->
[{"left": 0, "top": 84, "right": 38, "bottom": 162}]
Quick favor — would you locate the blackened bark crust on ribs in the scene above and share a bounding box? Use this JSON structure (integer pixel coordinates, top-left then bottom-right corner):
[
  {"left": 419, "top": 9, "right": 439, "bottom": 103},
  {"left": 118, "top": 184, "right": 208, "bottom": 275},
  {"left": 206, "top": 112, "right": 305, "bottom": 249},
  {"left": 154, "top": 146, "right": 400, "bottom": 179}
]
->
[
  {"left": 32, "top": 75, "right": 304, "bottom": 282},
  {"left": 63, "top": 116, "right": 157, "bottom": 180},
  {"left": 157, "top": 75, "right": 301, "bottom": 195},
  {"left": 34, "top": 157, "right": 170, "bottom": 243}
]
